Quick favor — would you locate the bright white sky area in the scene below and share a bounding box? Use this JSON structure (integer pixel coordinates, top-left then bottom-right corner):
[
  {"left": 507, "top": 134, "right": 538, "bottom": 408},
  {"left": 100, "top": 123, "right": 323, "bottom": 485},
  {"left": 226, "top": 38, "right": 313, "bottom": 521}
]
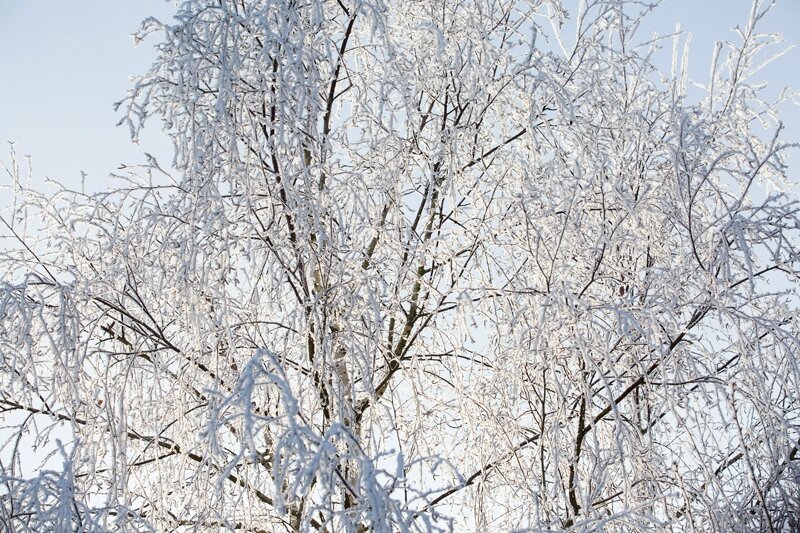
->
[{"left": 1, "top": 0, "right": 799, "bottom": 191}]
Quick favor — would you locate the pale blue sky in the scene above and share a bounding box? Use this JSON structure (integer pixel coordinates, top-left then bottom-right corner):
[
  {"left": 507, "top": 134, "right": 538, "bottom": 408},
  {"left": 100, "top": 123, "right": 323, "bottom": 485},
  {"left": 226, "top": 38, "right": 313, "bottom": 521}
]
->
[
  {"left": 1, "top": 1, "right": 174, "bottom": 188},
  {"left": 1, "top": 0, "right": 798, "bottom": 190}
]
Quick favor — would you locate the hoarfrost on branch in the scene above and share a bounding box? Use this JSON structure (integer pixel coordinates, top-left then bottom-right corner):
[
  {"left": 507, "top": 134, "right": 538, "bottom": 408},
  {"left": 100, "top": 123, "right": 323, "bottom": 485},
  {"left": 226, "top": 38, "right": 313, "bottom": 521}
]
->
[{"left": 2, "top": 0, "right": 799, "bottom": 531}]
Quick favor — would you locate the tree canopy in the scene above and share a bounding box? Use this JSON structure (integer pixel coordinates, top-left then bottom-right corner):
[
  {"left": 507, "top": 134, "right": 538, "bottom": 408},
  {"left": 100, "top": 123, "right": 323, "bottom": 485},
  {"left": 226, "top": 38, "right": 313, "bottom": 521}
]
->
[{"left": 2, "top": 0, "right": 799, "bottom": 531}]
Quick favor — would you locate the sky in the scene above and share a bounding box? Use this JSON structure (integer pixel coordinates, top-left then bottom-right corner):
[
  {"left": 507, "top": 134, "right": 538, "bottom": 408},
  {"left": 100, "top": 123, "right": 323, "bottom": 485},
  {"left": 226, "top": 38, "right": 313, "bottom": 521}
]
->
[
  {"left": 0, "top": 0, "right": 799, "bottom": 191},
  {"left": 0, "top": 0, "right": 175, "bottom": 189}
]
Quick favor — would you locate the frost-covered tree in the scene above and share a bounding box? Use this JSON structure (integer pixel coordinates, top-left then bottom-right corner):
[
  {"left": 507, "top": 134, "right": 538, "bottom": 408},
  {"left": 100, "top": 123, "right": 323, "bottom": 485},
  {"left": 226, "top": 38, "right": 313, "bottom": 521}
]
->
[{"left": 2, "top": 0, "right": 800, "bottom": 531}]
